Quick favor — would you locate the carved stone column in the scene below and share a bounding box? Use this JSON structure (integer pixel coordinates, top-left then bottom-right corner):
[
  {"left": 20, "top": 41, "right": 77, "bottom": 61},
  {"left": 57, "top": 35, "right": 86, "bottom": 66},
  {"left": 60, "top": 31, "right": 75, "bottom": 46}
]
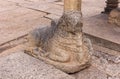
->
[{"left": 103, "top": 0, "right": 119, "bottom": 14}]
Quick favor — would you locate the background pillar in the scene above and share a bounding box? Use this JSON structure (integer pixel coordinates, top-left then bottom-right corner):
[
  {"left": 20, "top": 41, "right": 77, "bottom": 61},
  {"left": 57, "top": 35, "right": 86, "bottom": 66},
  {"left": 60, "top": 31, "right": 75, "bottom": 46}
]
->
[{"left": 103, "top": 0, "right": 119, "bottom": 14}]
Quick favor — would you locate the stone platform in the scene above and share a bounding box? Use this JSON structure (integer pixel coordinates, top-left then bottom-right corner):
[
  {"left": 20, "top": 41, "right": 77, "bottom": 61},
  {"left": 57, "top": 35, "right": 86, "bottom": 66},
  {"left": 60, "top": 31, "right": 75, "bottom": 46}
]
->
[
  {"left": 0, "top": 0, "right": 119, "bottom": 52},
  {"left": 0, "top": 52, "right": 75, "bottom": 79},
  {"left": 83, "top": 14, "right": 120, "bottom": 52},
  {"left": 0, "top": 0, "right": 120, "bottom": 79},
  {"left": 0, "top": 48, "right": 120, "bottom": 79}
]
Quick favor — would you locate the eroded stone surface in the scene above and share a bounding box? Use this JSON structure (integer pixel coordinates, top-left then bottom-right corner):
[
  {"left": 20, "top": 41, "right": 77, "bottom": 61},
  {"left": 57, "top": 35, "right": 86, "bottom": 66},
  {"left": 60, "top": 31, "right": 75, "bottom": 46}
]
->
[
  {"left": 25, "top": 11, "right": 92, "bottom": 73},
  {"left": 109, "top": 8, "right": 120, "bottom": 26},
  {"left": 72, "top": 49, "right": 120, "bottom": 79},
  {"left": 0, "top": 52, "right": 75, "bottom": 79},
  {"left": 73, "top": 66, "right": 107, "bottom": 79},
  {"left": 92, "top": 53, "right": 120, "bottom": 77},
  {"left": 0, "top": 7, "right": 50, "bottom": 45}
]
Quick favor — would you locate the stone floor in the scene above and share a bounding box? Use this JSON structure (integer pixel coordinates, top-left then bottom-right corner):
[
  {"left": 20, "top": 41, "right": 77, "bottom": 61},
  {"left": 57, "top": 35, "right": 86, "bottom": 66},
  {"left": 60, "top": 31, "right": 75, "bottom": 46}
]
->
[
  {"left": 0, "top": 0, "right": 120, "bottom": 79},
  {"left": 0, "top": 0, "right": 106, "bottom": 45},
  {"left": 0, "top": 0, "right": 119, "bottom": 51},
  {"left": 0, "top": 52, "right": 75, "bottom": 79},
  {"left": 0, "top": 45, "right": 120, "bottom": 79}
]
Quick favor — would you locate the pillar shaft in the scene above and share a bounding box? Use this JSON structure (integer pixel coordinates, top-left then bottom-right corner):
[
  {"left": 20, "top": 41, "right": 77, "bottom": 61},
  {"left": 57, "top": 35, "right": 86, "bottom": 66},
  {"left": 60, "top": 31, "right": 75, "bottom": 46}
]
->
[{"left": 64, "top": 0, "right": 81, "bottom": 11}]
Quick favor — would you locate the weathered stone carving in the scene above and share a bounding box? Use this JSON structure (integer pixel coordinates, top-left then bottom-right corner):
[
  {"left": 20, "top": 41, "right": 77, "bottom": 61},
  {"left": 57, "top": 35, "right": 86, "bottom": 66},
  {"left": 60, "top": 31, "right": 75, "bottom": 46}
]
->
[
  {"left": 108, "top": 8, "right": 120, "bottom": 26},
  {"left": 25, "top": 11, "right": 92, "bottom": 73}
]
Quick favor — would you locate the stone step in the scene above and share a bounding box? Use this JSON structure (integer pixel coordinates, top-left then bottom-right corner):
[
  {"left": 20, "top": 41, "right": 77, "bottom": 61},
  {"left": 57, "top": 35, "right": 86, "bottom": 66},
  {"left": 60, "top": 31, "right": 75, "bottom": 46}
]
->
[{"left": 0, "top": 52, "right": 75, "bottom": 79}]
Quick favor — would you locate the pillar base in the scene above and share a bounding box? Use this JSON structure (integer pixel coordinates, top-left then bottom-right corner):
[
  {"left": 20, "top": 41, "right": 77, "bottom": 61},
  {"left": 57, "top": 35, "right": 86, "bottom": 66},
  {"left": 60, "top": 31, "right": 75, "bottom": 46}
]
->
[{"left": 102, "top": 0, "right": 119, "bottom": 14}]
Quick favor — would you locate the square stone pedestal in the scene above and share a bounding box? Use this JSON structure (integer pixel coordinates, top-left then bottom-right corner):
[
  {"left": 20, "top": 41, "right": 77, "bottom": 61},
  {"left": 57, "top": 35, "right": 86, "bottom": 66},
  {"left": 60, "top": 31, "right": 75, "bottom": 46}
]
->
[{"left": 83, "top": 14, "right": 120, "bottom": 52}]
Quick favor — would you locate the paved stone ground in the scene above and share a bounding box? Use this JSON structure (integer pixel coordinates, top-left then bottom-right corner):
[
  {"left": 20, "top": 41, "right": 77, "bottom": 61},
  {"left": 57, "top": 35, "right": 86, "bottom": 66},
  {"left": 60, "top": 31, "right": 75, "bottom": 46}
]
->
[
  {"left": 0, "top": 0, "right": 119, "bottom": 52},
  {"left": 0, "top": 52, "right": 75, "bottom": 79},
  {"left": 0, "top": 45, "right": 120, "bottom": 79},
  {"left": 0, "top": 0, "right": 120, "bottom": 79},
  {"left": 0, "top": 0, "right": 107, "bottom": 45}
]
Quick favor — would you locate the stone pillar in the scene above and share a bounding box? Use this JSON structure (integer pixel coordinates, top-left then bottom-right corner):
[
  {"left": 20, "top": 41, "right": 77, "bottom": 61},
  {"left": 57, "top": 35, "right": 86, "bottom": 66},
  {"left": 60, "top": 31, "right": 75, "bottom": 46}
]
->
[
  {"left": 64, "top": 0, "right": 82, "bottom": 11},
  {"left": 103, "top": 0, "right": 119, "bottom": 14}
]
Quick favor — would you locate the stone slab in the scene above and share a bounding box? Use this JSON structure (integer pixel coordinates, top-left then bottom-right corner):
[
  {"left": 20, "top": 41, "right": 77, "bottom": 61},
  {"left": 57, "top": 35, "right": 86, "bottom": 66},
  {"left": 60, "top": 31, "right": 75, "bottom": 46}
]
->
[
  {"left": 44, "top": 14, "right": 61, "bottom": 20},
  {"left": 84, "top": 14, "right": 120, "bottom": 44},
  {"left": 0, "top": 52, "right": 75, "bottom": 79},
  {"left": 0, "top": 0, "right": 18, "bottom": 12},
  {"left": 92, "top": 55, "right": 120, "bottom": 77},
  {"left": 0, "top": 7, "right": 50, "bottom": 45},
  {"left": 46, "top": 7, "right": 63, "bottom": 16},
  {"left": 20, "top": 1, "right": 63, "bottom": 15},
  {"left": 7, "top": 0, "right": 33, "bottom": 4},
  {"left": 54, "top": 1, "right": 64, "bottom": 6},
  {"left": 21, "top": 2, "right": 55, "bottom": 13},
  {"left": 0, "top": 6, "right": 18, "bottom": 12},
  {"left": 82, "top": 0, "right": 105, "bottom": 18},
  {"left": 81, "top": 0, "right": 120, "bottom": 52},
  {"left": 72, "top": 47, "right": 120, "bottom": 79},
  {"left": 93, "top": 44, "right": 120, "bottom": 56},
  {"left": 45, "top": 0, "right": 61, "bottom": 2},
  {"left": 83, "top": 14, "right": 120, "bottom": 51},
  {"left": 73, "top": 66, "right": 107, "bottom": 79},
  {"left": 0, "top": 0, "right": 16, "bottom": 7}
]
